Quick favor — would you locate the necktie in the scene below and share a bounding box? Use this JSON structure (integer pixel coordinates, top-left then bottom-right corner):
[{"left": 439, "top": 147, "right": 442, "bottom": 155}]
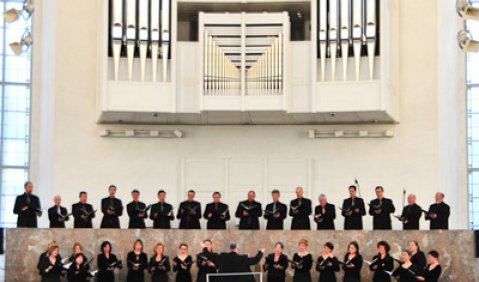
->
[
  {"left": 26, "top": 194, "right": 30, "bottom": 205},
  {"left": 160, "top": 203, "right": 164, "bottom": 213},
  {"left": 110, "top": 198, "right": 114, "bottom": 207},
  {"left": 57, "top": 205, "right": 61, "bottom": 215},
  {"left": 298, "top": 199, "right": 302, "bottom": 206},
  {"left": 322, "top": 206, "right": 326, "bottom": 214},
  {"left": 215, "top": 203, "right": 218, "bottom": 210},
  {"left": 352, "top": 198, "right": 355, "bottom": 207},
  {"left": 273, "top": 203, "right": 277, "bottom": 212}
]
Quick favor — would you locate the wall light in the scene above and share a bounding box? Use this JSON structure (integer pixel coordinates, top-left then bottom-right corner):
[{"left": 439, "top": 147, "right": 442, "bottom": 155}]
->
[
  {"left": 2, "top": 0, "right": 33, "bottom": 23},
  {"left": 9, "top": 30, "right": 32, "bottom": 55},
  {"left": 308, "top": 129, "right": 394, "bottom": 138},
  {"left": 100, "top": 129, "right": 184, "bottom": 138}
]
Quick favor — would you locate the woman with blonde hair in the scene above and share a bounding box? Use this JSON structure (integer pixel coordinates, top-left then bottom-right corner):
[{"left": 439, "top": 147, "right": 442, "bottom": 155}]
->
[{"left": 148, "top": 243, "right": 171, "bottom": 282}]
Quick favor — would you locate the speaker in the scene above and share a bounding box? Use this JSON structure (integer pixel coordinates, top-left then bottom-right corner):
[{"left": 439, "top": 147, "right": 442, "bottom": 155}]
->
[
  {"left": 475, "top": 230, "right": 479, "bottom": 258},
  {"left": 0, "top": 228, "right": 4, "bottom": 254}
]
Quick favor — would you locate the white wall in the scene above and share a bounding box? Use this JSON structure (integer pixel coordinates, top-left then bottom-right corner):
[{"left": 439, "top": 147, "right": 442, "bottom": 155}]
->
[{"left": 28, "top": 0, "right": 468, "bottom": 230}]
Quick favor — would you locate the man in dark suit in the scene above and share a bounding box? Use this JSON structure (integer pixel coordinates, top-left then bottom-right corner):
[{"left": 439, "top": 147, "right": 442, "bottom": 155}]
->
[
  {"left": 201, "top": 242, "right": 264, "bottom": 282},
  {"left": 13, "top": 181, "right": 42, "bottom": 227},
  {"left": 264, "top": 189, "right": 287, "bottom": 230},
  {"left": 100, "top": 185, "right": 123, "bottom": 228},
  {"left": 177, "top": 190, "right": 202, "bottom": 229},
  {"left": 235, "top": 191, "right": 263, "bottom": 230},
  {"left": 150, "top": 190, "right": 175, "bottom": 229},
  {"left": 48, "top": 195, "right": 70, "bottom": 228},
  {"left": 400, "top": 194, "right": 422, "bottom": 230},
  {"left": 127, "top": 189, "right": 148, "bottom": 229},
  {"left": 72, "top": 191, "right": 95, "bottom": 228},
  {"left": 341, "top": 185, "right": 366, "bottom": 230},
  {"left": 425, "top": 192, "right": 450, "bottom": 229},
  {"left": 204, "top": 191, "right": 230, "bottom": 229},
  {"left": 289, "top": 187, "right": 312, "bottom": 230},
  {"left": 368, "top": 186, "right": 395, "bottom": 230},
  {"left": 314, "top": 194, "right": 336, "bottom": 230}
]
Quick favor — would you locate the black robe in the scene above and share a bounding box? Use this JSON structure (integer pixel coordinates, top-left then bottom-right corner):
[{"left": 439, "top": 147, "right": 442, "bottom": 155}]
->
[
  {"left": 127, "top": 251, "right": 148, "bottom": 282},
  {"left": 235, "top": 200, "right": 263, "bottom": 230},
  {"left": 173, "top": 256, "right": 193, "bottom": 282},
  {"left": 150, "top": 202, "right": 174, "bottom": 229},
  {"left": 291, "top": 253, "right": 313, "bottom": 282},
  {"left": 67, "top": 263, "right": 91, "bottom": 282},
  {"left": 290, "top": 198, "right": 312, "bottom": 230},
  {"left": 425, "top": 202, "right": 450, "bottom": 229},
  {"left": 196, "top": 251, "right": 217, "bottom": 282},
  {"left": 411, "top": 251, "right": 426, "bottom": 268},
  {"left": 72, "top": 202, "right": 95, "bottom": 228},
  {"left": 48, "top": 205, "right": 70, "bottom": 228},
  {"left": 13, "top": 192, "right": 41, "bottom": 227},
  {"left": 202, "top": 249, "right": 263, "bottom": 282},
  {"left": 264, "top": 201, "right": 287, "bottom": 230},
  {"left": 127, "top": 201, "right": 148, "bottom": 229},
  {"left": 100, "top": 197, "right": 123, "bottom": 229},
  {"left": 148, "top": 255, "right": 170, "bottom": 282},
  {"left": 400, "top": 204, "right": 422, "bottom": 230},
  {"left": 264, "top": 253, "right": 288, "bottom": 282},
  {"left": 37, "top": 253, "right": 63, "bottom": 282},
  {"left": 369, "top": 254, "right": 393, "bottom": 282},
  {"left": 314, "top": 204, "right": 336, "bottom": 230},
  {"left": 316, "top": 256, "right": 340, "bottom": 282},
  {"left": 341, "top": 197, "right": 366, "bottom": 230},
  {"left": 421, "top": 264, "right": 442, "bottom": 282},
  {"left": 368, "top": 198, "right": 395, "bottom": 230},
  {"left": 341, "top": 254, "right": 363, "bottom": 282},
  {"left": 97, "top": 252, "right": 121, "bottom": 282},
  {"left": 177, "top": 201, "right": 201, "bottom": 229},
  {"left": 392, "top": 264, "right": 420, "bottom": 282},
  {"left": 204, "top": 202, "right": 230, "bottom": 230}
]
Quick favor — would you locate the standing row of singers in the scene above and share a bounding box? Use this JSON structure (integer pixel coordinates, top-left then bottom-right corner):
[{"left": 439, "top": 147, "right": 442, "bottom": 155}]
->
[
  {"left": 14, "top": 182, "right": 450, "bottom": 230},
  {"left": 37, "top": 238, "right": 442, "bottom": 282}
]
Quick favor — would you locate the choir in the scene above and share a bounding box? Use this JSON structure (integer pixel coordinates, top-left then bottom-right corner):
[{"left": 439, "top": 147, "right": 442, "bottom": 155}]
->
[
  {"left": 35, "top": 239, "right": 443, "bottom": 282},
  {"left": 13, "top": 182, "right": 451, "bottom": 230}
]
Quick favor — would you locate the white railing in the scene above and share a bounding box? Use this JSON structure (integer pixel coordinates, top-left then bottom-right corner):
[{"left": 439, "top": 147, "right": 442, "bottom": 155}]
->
[{"left": 207, "top": 271, "right": 263, "bottom": 282}]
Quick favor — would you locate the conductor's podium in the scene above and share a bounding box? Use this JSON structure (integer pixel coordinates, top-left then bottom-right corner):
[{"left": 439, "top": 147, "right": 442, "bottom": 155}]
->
[{"left": 4, "top": 229, "right": 479, "bottom": 281}]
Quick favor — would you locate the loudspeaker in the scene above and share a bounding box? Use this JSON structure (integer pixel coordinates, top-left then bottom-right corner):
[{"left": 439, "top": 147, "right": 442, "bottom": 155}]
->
[
  {"left": 475, "top": 230, "right": 479, "bottom": 258},
  {"left": 0, "top": 228, "right": 4, "bottom": 254}
]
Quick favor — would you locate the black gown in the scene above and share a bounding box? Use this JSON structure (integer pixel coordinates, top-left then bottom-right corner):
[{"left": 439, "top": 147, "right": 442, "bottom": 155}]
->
[
  {"left": 37, "top": 254, "right": 63, "bottom": 282},
  {"left": 369, "top": 254, "right": 393, "bottom": 282},
  {"left": 341, "top": 254, "right": 363, "bottom": 282},
  {"left": 67, "top": 263, "right": 91, "bottom": 282},
  {"left": 13, "top": 192, "right": 41, "bottom": 227},
  {"left": 291, "top": 253, "right": 313, "bottom": 282},
  {"left": 290, "top": 198, "right": 312, "bottom": 230},
  {"left": 127, "top": 201, "right": 148, "bottom": 229},
  {"left": 264, "top": 253, "right": 288, "bottom": 282},
  {"left": 177, "top": 201, "right": 201, "bottom": 229},
  {"left": 100, "top": 197, "right": 123, "bottom": 228},
  {"left": 314, "top": 204, "right": 336, "bottom": 230},
  {"left": 400, "top": 204, "right": 422, "bottom": 230},
  {"left": 341, "top": 197, "right": 366, "bottom": 230},
  {"left": 411, "top": 251, "right": 426, "bottom": 268},
  {"left": 264, "top": 202, "right": 287, "bottom": 230},
  {"left": 72, "top": 202, "right": 95, "bottom": 228},
  {"left": 421, "top": 264, "right": 442, "bottom": 282},
  {"left": 127, "top": 251, "right": 148, "bottom": 282},
  {"left": 197, "top": 251, "right": 217, "bottom": 282},
  {"left": 392, "top": 264, "right": 420, "bottom": 282},
  {"left": 235, "top": 200, "right": 263, "bottom": 230},
  {"left": 316, "top": 256, "right": 340, "bottom": 282},
  {"left": 173, "top": 256, "right": 193, "bottom": 282},
  {"left": 48, "top": 205, "right": 70, "bottom": 228},
  {"left": 148, "top": 255, "right": 171, "bottom": 282},
  {"left": 368, "top": 198, "right": 395, "bottom": 230},
  {"left": 97, "top": 253, "right": 121, "bottom": 282},
  {"left": 426, "top": 202, "right": 450, "bottom": 229},
  {"left": 204, "top": 202, "right": 230, "bottom": 229},
  {"left": 150, "top": 202, "right": 174, "bottom": 229}
]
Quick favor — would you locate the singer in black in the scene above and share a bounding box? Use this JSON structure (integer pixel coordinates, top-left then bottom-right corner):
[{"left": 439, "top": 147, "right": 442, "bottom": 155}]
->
[
  {"left": 13, "top": 181, "right": 42, "bottom": 227},
  {"left": 48, "top": 195, "right": 70, "bottom": 228},
  {"left": 341, "top": 241, "right": 363, "bottom": 282},
  {"left": 314, "top": 194, "right": 336, "bottom": 230},
  {"left": 150, "top": 190, "right": 175, "bottom": 229},
  {"left": 291, "top": 239, "right": 313, "bottom": 282},
  {"left": 204, "top": 192, "right": 230, "bottom": 229},
  {"left": 425, "top": 192, "right": 450, "bottom": 230},
  {"left": 148, "top": 243, "right": 170, "bottom": 282},
  {"left": 97, "top": 241, "right": 122, "bottom": 282},
  {"left": 392, "top": 250, "right": 421, "bottom": 282},
  {"left": 400, "top": 194, "right": 422, "bottom": 230},
  {"left": 415, "top": 251, "right": 442, "bottom": 282},
  {"left": 264, "top": 190, "right": 287, "bottom": 230},
  {"left": 263, "top": 242, "right": 288, "bottom": 282},
  {"left": 290, "top": 187, "right": 312, "bottom": 230},
  {"left": 100, "top": 185, "right": 124, "bottom": 229},
  {"left": 408, "top": 241, "right": 426, "bottom": 268},
  {"left": 127, "top": 189, "right": 148, "bottom": 229},
  {"left": 196, "top": 239, "right": 217, "bottom": 282},
  {"left": 341, "top": 186, "right": 366, "bottom": 230},
  {"left": 67, "top": 243, "right": 89, "bottom": 268},
  {"left": 72, "top": 191, "right": 95, "bottom": 228},
  {"left": 368, "top": 241, "right": 394, "bottom": 282},
  {"left": 316, "top": 242, "right": 340, "bottom": 282},
  {"left": 368, "top": 186, "right": 395, "bottom": 230},
  {"left": 173, "top": 243, "right": 193, "bottom": 282},
  {"left": 235, "top": 190, "right": 263, "bottom": 230},
  {"left": 67, "top": 253, "right": 92, "bottom": 282},
  {"left": 127, "top": 239, "right": 148, "bottom": 282},
  {"left": 177, "top": 190, "right": 202, "bottom": 229},
  {"left": 37, "top": 244, "right": 63, "bottom": 282}
]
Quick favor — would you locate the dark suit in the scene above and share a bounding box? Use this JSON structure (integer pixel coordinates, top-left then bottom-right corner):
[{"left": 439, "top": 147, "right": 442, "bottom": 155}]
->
[
  {"left": 400, "top": 204, "right": 422, "bottom": 230},
  {"left": 290, "top": 198, "right": 312, "bottom": 230},
  {"left": 264, "top": 201, "right": 287, "bottom": 230},
  {"left": 71, "top": 202, "right": 95, "bottom": 228},
  {"left": 150, "top": 201, "right": 174, "bottom": 229},
  {"left": 177, "top": 200, "right": 201, "bottom": 229},
  {"left": 314, "top": 203, "right": 336, "bottom": 230},
  {"left": 13, "top": 193, "right": 41, "bottom": 228},
  {"left": 100, "top": 197, "right": 123, "bottom": 229},
  {"left": 368, "top": 198, "right": 395, "bottom": 230},
  {"left": 204, "top": 202, "right": 230, "bottom": 229},
  {"left": 127, "top": 201, "right": 148, "bottom": 229},
  {"left": 425, "top": 202, "right": 450, "bottom": 229},
  {"left": 341, "top": 197, "right": 366, "bottom": 230},
  {"left": 202, "top": 249, "right": 263, "bottom": 282},
  {"left": 48, "top": 205, "right": 69, "bottom": 228},
  {"left": 235, "top": 200, "right": 262, "bottom": 230}
]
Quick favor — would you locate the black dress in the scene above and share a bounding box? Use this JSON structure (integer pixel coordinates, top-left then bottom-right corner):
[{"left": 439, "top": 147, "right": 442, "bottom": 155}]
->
[
  {"left": 173, "top": 256, "right": 193, "bottom": 282},
  {"left": 341, "top": 254, "right": 363, "bottom": 282},
  {"left": 422, "top": 264, "right": 442, "bottom": 282},
  {"left": 369, "top": 254, "right": 393, "bottom": 282},
  {"left": 37, "top": 254, "right": 63, "bottom": 282},
  {"left": 67, "top": 263, "right": 91, "bottom": 282},
  {"left": 316, "top": 256, "right": 340, "bottom": 282},
  {"left": 291, "top": 253, "right": 313, "bottom": 282},
  {"left": 148, "top": 255, "right": 171, "bottom": 282},
  {"left": 127, "top": 251, "right": 148, "bottom": 282},
  {"left": 411, "top": 251, "right": 426, "bottom": 268},
  {"left": 392, "top": 264, "right": 420, "bottom": 282},
  {"left": 197, "top": 251, "right": 217, "bottom": 282},
  {"left": 97, "top": 253, "right": 121, "bottom": 282},
  {"left": 264, "top": 253, "right": 288, "bottom": 282}
]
